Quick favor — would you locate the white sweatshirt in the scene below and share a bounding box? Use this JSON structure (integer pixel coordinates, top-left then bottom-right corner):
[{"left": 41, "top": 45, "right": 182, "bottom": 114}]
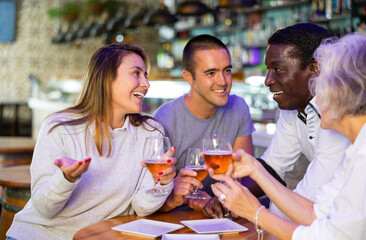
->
[{"left": 7, "top": 113, "right": 173, "bottom": 240}]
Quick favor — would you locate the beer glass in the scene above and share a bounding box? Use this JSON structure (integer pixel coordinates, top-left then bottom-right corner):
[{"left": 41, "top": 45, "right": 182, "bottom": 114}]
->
[
  {"left": 143, "top": 136, "right": 172, "bottom": 196},
  {"left": 185, "top": 148, "right": 208, "bottom": 199},
  {"left": 202, "top": 134, "right": 233, "bottom": 217},
  {"left": 202, "top": 134, "right": 233, "bottom": 174}
]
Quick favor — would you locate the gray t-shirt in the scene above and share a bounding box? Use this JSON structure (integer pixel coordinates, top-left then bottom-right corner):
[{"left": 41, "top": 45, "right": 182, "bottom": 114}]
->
[{"left": 153, "top": 94, "right": 255, "bottom": 196}]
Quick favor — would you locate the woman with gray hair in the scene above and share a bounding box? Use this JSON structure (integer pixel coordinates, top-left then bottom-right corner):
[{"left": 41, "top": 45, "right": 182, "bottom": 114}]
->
[{"left": 208, "top": 33, "right": 366, "bottom": 240}]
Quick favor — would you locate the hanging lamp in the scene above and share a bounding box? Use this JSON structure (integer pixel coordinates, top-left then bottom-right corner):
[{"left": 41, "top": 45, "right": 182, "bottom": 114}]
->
[
  {"left": 106, "top": 6, "right": 127, "bottom": 32},
  {"left": 143, "top": 0, "right": 177, "bottom": 26},
  {"left": 124, "top": 3, "right": 148, "bottom": 28},
  {"left": 217, "top": 0, "right": 257, "bottom": 8},
  {"left": 176, "top": 0, "right": 211, "bottom": 16}
]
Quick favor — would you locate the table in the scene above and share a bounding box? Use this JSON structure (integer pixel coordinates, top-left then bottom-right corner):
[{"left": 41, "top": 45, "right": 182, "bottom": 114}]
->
[
  {"left": 0, "top": 165, "right": 31, "bottom": 240},
  {"left": 0, "top": 137, "right": 36, "bottom": 167},
  {"left": 73, "top": 210, "right": 278, "bottom": 240}
]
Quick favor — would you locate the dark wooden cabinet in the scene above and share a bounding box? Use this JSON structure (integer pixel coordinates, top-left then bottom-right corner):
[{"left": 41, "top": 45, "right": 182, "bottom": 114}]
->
[{"left": 0, "top": 103, "right": 32, "bottom": 137}]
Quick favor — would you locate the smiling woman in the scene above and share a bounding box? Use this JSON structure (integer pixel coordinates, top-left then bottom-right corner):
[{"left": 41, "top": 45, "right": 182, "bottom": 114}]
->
[
  {"left": 5, "top": 43, "right": 177, "bottom": 240},
  {"left": 110, "top": 51, "right": 150, "bottom": 129},
  {"left": 53, "top": 43, "right": 154, "bottom": 156}
]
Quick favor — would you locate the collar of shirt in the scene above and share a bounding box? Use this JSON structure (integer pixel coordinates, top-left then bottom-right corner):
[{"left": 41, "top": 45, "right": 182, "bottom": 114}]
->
[
  {"left": 88, "top": 115, "right": 136, "bottom": 140},
  {"left": 298, "top": 97, "right": 321, "bottom": 141},
  {"left": 346, "top": 123, "right": 366, "bottom": 162}
]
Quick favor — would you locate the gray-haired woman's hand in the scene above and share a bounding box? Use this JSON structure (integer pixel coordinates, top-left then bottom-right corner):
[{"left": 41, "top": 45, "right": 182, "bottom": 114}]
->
[{"left": 211, "top": 173, "right": 262, "bottom": 222}]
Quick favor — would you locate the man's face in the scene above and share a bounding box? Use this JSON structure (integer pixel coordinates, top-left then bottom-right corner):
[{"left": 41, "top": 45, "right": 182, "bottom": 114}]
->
[
  {"left": 264, "top": 44, "right": 313, "bottom": 113},
  {"left": 189, "top": 48, "right": 232, "bottom": 108}
]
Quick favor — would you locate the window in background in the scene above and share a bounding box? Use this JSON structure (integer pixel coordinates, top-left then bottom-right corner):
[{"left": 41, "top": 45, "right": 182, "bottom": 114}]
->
[{"left": 0, "top": 0, "right": 17, "bottom": 43}]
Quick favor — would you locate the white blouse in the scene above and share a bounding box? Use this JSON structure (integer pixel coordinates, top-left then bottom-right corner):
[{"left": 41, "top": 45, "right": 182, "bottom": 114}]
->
[{"left": 293, "top": 123, "right": 366, "bottom": 239}]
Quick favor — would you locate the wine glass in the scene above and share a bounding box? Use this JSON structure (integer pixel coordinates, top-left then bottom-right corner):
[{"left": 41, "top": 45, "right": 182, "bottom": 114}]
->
[
  {"left": 202, "top": 134, "right": 233, "bottom": 217},
  {"left": 184, "top": 148, "right": 208, "bottom": 200},
  {"left": 202, "top": 134, "right": 233, "bottom": 175},
  {"left": 143, "top": 136, "right": 172, "bottom": 197}
]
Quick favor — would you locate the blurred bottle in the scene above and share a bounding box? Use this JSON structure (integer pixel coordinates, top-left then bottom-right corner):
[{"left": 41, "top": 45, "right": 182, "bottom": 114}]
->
[
  {"left": 312, "top": 0, "right": 319, "bottom": 18},
  {"left": 29, "top": 74, "right": 40, "bottom": 98},
  {"left": 332, "top": 0, "right": 341, "bottom": 15},
  {"left": 326, "top": 0, "right": 332, "bottom": 18},
  {"left": 157, "top": 43, "right": 174, "bottom": 69},
  {"left": 318, "top": 0, "right": 326, "bottom": 17},
  {"left": 341, "top": 0, "right": 351, "bottom": 14}
]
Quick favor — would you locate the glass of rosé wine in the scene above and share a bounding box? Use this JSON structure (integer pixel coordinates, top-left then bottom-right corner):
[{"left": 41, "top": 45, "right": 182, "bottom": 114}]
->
[
  {"left": 202, "top": 134, "right": 233, "bottom": 175},
  {"left": 203, "top": 134, "right": 233, "bottom": 218},
  {"left": 184, "top": 148, "right": 208, "bottom": 199},
  {"left": 143, "top": 136, "right": 172, "bottom": 196}
]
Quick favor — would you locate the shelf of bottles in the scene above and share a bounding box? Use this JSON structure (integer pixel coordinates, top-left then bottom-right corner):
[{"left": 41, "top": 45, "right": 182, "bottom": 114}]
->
[
  {"left": 309, "top": 0, "right": 366, "bottom": 35},
  {"left": 311, "top": 0, "right": 351, "bottom": 21},
  {"left": 156, "top": 0, "right": 365, "bottom": 79}
]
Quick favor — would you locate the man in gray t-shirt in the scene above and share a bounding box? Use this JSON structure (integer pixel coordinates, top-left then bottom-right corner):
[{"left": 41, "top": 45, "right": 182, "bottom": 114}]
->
[{"left": 153, "top": 34, "right": 255, "bottom": 212}]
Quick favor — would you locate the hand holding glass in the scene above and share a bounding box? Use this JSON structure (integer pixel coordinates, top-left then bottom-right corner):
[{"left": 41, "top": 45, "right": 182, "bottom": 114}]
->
[
  {"left": 143, "top": 136, "right": 172, "bottom": 196},
  {"left": 184, "top": 148, "right": 208, "bottom": 199},
  {"left": 203, "top": 134, "right": 233, "bottom": 218}
]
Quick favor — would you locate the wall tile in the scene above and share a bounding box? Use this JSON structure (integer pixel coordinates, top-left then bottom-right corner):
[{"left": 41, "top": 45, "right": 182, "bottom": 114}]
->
[{"left": 0, "top": 0, "right": 162, "bottom": 103}]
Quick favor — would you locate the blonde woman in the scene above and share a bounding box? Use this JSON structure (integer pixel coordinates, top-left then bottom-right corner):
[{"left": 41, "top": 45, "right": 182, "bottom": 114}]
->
[{"left": 7, "top": 44, "right": 176, "bottom": 240}]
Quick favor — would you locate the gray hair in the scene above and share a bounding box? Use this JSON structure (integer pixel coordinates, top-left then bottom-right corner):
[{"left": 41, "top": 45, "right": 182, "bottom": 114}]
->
[{"left": 310, "top": 34, "right": 366, "bottom": 119}]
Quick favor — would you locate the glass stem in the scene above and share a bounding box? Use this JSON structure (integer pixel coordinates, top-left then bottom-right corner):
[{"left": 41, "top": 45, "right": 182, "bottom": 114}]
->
[
  {"left": 154, "top": 180, "right": 161, "bottom": 189},
  {"left": 193, "top": 186, "right": 199, "bottom": 195}
]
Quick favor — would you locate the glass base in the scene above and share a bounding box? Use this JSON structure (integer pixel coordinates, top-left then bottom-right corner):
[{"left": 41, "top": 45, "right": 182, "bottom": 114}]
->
[
  {"left": 145, "top": 188, "right": 168, "bottom": 197},
  {"left": 185, "top": 194, "right": 207, "bottom": 200}
]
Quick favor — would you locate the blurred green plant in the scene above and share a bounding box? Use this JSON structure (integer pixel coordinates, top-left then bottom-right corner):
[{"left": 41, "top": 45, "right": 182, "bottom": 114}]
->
[{"left": 48, "top": 2, "right": 81, "bottom": 22}]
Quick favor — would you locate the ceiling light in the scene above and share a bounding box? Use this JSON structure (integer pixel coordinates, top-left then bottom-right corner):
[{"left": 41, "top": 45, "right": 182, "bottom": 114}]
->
[
  {"left": 218, "top": 0, "right": 258, "bottom": 8},
  {"left": 144, "top": 0, "right": 177, "bottom": 26},
  {"left": 176, "top": 0, "right": 211, "bottom": 16},
  {"left": 124, "top": 6, "right": 147, "bottom": 28}
]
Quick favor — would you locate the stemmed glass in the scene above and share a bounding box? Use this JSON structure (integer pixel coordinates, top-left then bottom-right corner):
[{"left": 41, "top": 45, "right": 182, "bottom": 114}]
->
[
  {"left": 202, "top": 134, "right": 233, "bottom": 217},
  {"left": 202, "top": 134, "right": 233, "bottom": 175},
  {"left": 143, "top": 136, "right": 172, "bottom": 197},
  {"left": 184, "top": 148, "right": 208, "bottom": 200}
]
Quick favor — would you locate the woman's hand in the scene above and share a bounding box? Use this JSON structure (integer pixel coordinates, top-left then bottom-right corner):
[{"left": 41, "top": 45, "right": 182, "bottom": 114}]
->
[
  {"left": 230, "top": 149, "right": 259, "bottom": 179},
  {"left": 141, "top": 146, "right": 177, "bottom": 185},
  {"left": 203, "top": 149, "right": 257, "bottom": 180},
  {"left": 160, "top": 146, "right": 177, "bottom": 185},
  {"left": 157, "top": 156, "right": 177, "bottom": 185},
  {"left": 54, "top": 157, "right": 91, "bottom": 183},
  {"left": 211, "top": 174, "right": 262, "bottom": 222}
]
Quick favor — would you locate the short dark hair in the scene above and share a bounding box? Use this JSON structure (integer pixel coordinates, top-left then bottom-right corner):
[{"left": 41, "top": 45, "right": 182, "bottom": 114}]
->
[
  {"left": 268, "top": 23, "right": 331, "bottom": 69},
  {"left": 182, "top": 34, "right": 230, "bottom": 76}
]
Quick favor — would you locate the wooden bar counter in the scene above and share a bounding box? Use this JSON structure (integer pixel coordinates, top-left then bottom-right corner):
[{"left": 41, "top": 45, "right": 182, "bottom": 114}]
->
[{"left": 73, "top": 210, "right": 278, "bottom": 240}]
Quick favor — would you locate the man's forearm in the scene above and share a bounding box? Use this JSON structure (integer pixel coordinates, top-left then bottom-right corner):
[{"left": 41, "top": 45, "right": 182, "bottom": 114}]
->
[
  {"left": 240, "top": 176, "right": 265, "bottom": 197},
  {"left": 240, "top": 158, "right": 287, "bottom": 198}
]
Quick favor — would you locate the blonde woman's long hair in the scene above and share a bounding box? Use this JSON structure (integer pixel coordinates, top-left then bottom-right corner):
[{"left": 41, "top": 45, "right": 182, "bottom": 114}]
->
[{"left": 50, "top": 43, "right": 157, "bottom": 157}]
